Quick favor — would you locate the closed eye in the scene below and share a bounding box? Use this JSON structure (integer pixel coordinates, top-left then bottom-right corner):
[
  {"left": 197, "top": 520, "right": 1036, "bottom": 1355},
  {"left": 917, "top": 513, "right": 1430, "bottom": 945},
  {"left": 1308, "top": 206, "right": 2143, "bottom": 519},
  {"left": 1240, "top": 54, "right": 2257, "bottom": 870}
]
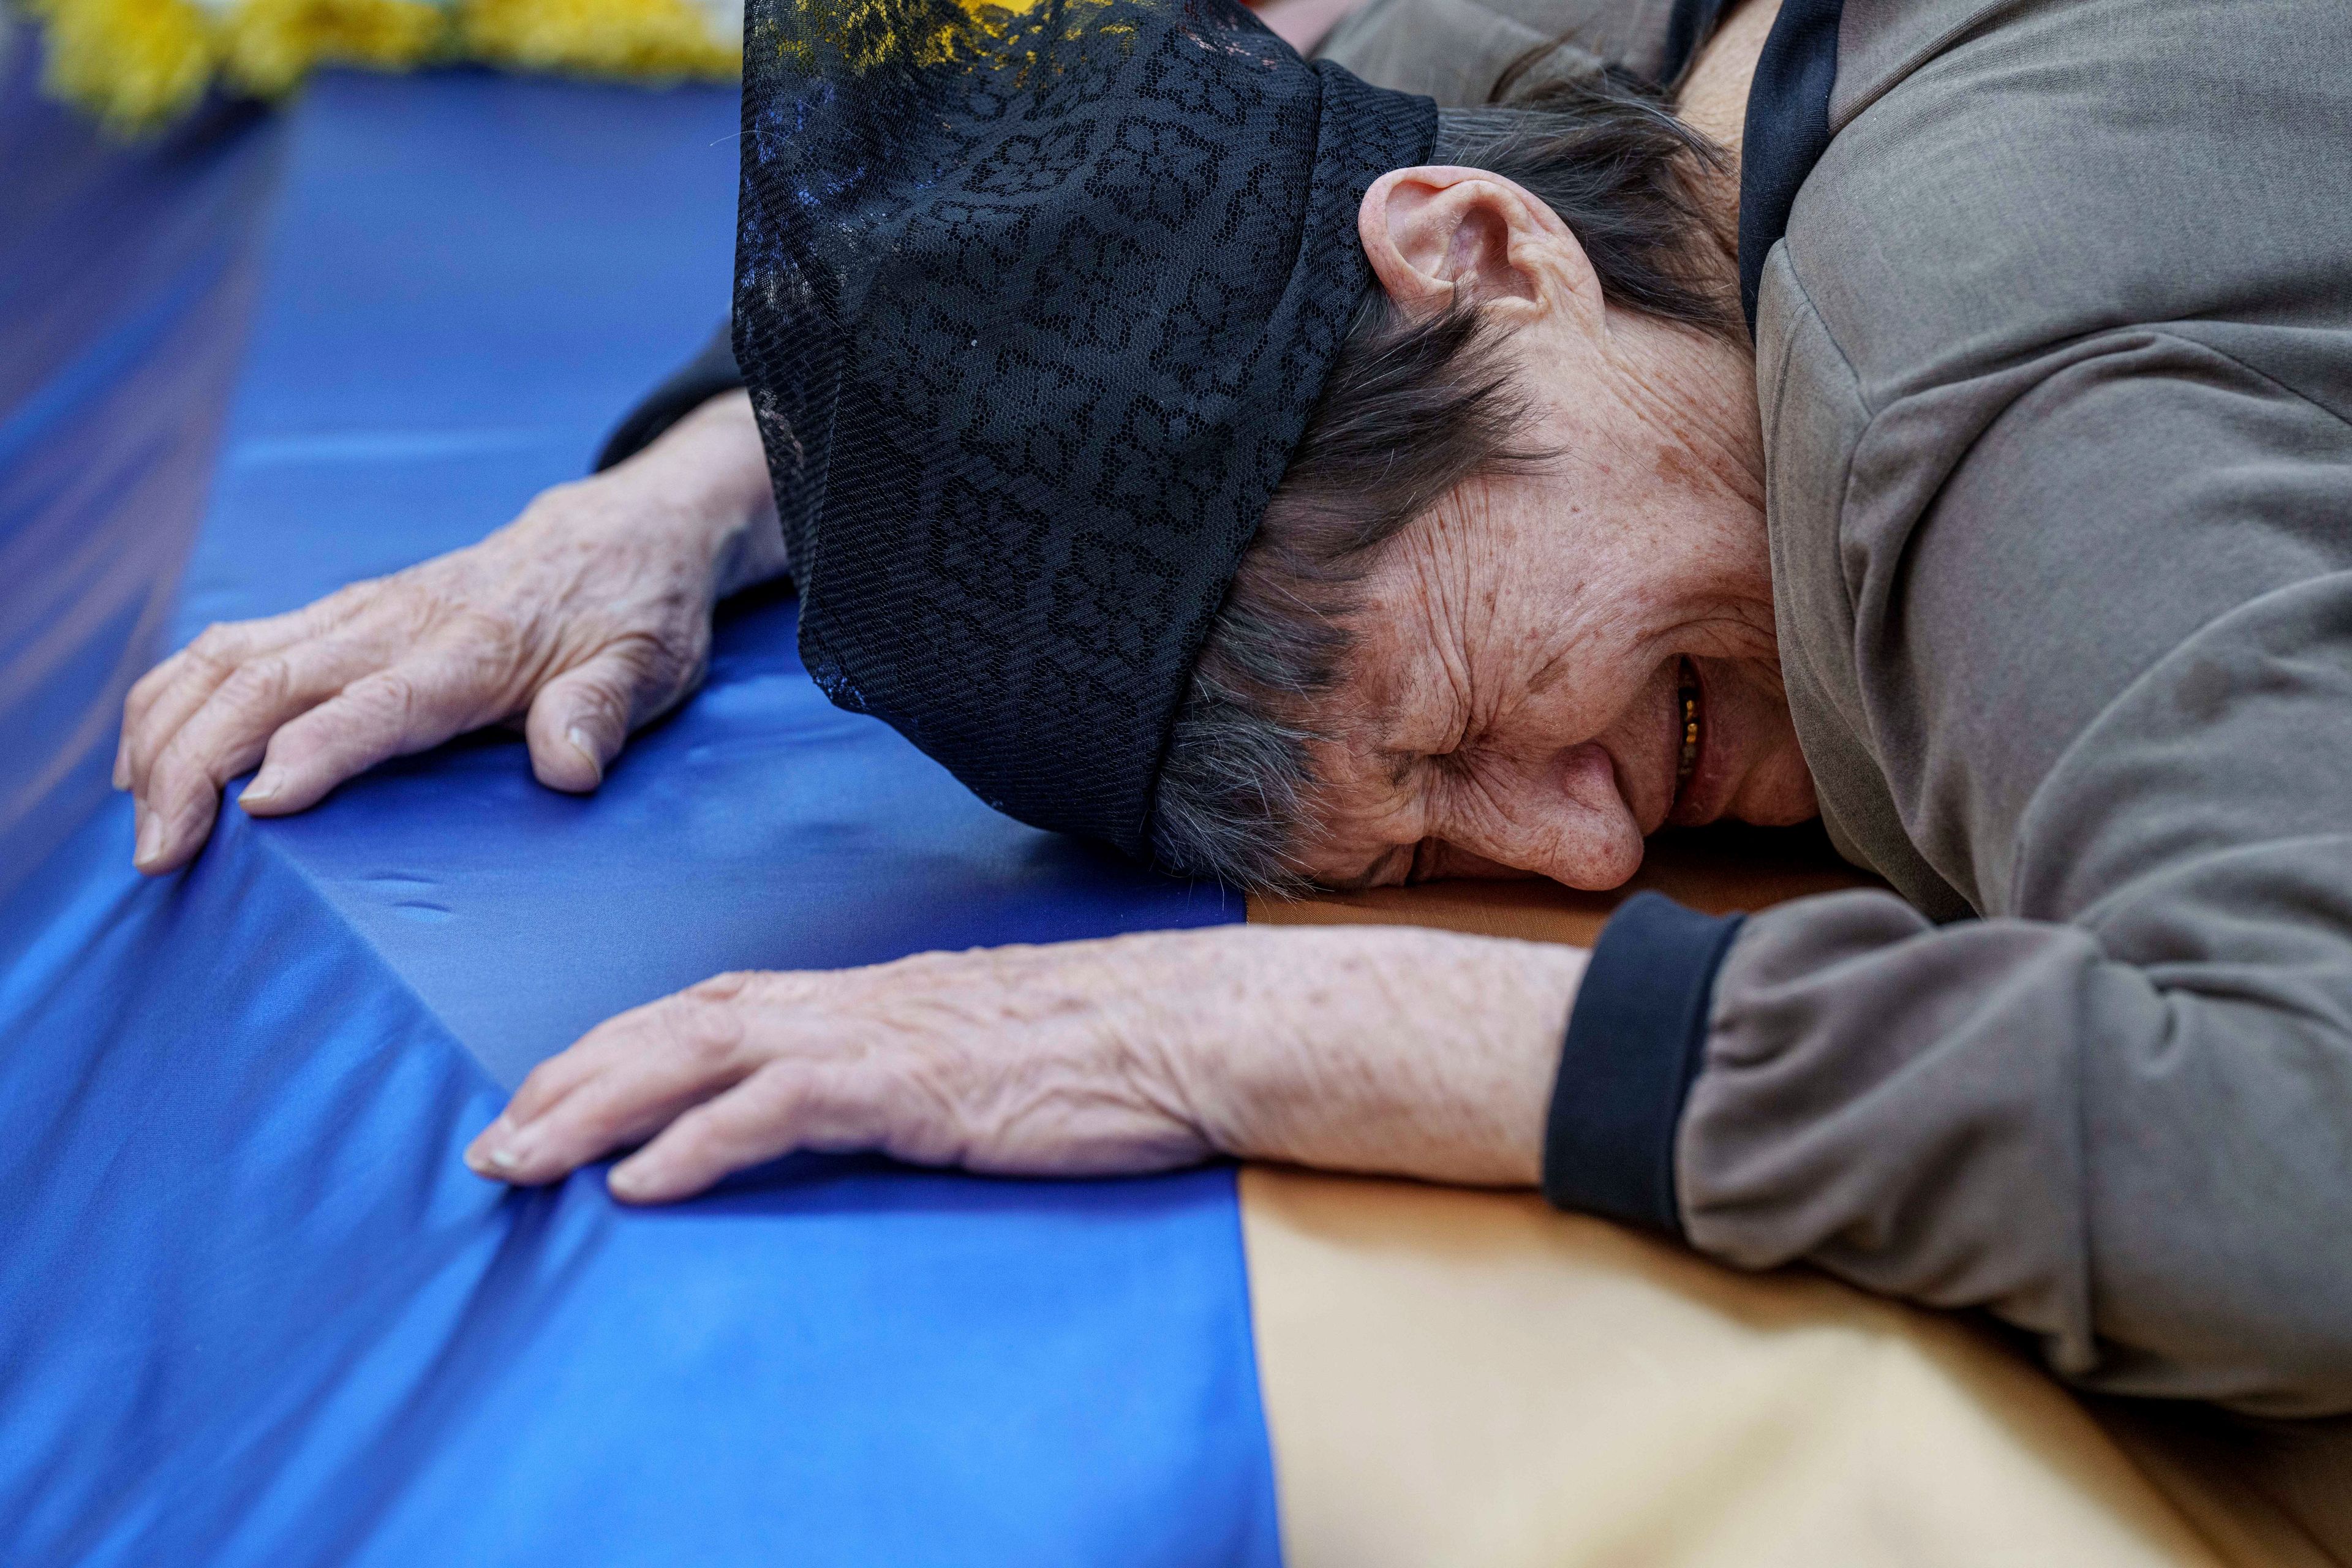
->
[{"left": 1330, "top": 842, "right": 1414, "bottom": 892}]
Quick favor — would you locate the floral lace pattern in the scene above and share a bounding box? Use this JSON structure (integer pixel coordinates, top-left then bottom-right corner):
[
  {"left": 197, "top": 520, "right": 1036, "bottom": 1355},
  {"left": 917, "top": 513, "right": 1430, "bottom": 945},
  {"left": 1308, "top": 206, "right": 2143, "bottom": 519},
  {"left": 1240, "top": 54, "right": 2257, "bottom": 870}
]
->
[{"left": 734, "top": 0, "right": 1433, "bottom": 853}]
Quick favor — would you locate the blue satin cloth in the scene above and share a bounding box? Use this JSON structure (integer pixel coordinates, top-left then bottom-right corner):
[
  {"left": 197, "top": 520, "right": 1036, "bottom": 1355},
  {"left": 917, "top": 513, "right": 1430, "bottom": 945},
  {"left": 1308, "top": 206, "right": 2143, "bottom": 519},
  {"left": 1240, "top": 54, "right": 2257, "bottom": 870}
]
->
[{"left": 0, "top": 54, "right": 1277, "bottom": 1567}]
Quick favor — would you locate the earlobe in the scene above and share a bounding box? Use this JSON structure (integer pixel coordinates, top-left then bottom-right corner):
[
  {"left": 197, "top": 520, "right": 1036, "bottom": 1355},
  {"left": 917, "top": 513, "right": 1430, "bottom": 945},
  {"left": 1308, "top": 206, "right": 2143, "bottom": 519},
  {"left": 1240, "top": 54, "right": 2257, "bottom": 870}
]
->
[{"left": 1357, "top": 166, "right": 1598, "bottom": 325}]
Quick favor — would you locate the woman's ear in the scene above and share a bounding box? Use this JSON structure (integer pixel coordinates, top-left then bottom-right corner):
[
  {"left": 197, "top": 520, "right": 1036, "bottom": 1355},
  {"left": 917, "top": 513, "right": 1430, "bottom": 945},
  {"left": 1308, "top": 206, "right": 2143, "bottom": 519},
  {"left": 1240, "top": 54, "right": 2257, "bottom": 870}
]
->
[{"left": 1357, "top": 166, "right": 1602, "bottom": 326}]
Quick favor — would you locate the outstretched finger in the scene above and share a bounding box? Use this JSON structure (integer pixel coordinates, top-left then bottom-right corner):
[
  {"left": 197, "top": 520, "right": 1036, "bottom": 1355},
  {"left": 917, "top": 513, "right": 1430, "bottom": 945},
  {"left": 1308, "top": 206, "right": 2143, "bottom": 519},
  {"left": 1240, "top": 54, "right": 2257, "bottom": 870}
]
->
[
  {"left": 118, "top": 605, "right": 341, "bottom": 793},
  {"left": 502, "top": 975, "right": 758, "bottom": 1134},
  {"left": 466, "top": 988, "right": 757, "bottom": 1184},
  {"left": 119, "top": 650, "right": 198, "bottom": 791},
  {"left": 121, "top": 631, "right": 265, "bottom": 801},
  {"left": 606, "top": 1065, "right": 884, "bottom": 1204},
  {"left": 472, "top": 1043, "right": 756, "bottom": 1188},
  {"left": 239, "top": 652, "right": 506, "bottom": 818},
  {"left": 132, "top": 639, "right": 386, "bottom": 872}
]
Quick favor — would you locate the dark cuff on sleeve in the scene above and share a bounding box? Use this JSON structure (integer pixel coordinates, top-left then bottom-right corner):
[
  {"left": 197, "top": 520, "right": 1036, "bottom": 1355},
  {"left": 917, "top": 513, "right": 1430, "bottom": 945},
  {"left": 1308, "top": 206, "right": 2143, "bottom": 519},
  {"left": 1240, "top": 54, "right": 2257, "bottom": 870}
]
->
[
  {"left": 592, "top": 325, "right": 744, "bottom": 472},
  {"left": 1540, "top": 891, "right": 1745, "bottom": 1237}
]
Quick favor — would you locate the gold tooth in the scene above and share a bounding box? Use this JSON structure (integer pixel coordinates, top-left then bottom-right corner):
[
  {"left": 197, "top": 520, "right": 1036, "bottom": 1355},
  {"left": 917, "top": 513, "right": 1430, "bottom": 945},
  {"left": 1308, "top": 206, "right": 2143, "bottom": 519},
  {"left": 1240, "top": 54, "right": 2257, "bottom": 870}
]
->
[{"left": 1677, "top": 684, "right": 1701, "bottom": 784}]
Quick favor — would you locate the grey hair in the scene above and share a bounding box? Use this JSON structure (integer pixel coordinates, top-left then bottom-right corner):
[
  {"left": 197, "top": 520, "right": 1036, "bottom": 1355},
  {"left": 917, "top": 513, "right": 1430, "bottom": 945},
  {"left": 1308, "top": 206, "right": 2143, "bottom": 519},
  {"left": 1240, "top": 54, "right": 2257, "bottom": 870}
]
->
[{"left": 1148, "top": 67, "right": 1735, "bottom": 889}]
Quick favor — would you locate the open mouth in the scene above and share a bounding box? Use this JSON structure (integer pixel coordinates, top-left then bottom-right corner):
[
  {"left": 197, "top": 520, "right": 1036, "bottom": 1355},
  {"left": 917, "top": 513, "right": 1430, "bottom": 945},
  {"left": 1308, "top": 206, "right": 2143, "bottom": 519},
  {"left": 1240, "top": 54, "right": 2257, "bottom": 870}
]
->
[{"left": 1672, "top": 658, "right": 1702, "bottom": 813}]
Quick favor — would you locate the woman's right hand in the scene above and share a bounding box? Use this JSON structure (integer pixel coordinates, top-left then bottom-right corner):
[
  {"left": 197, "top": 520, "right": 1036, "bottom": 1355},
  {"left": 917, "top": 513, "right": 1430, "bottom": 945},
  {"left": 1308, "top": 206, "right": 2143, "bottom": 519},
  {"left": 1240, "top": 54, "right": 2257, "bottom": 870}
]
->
[{"left": 117, "top": 391, "right": 785, "bottom": 875}]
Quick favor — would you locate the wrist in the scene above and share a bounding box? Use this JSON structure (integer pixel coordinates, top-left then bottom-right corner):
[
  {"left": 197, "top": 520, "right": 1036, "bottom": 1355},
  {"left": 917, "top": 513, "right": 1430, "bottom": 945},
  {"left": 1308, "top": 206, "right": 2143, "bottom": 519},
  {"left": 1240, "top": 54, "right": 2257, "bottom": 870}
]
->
[
  {"left": 1161, "top": 925, "right": 1584, "bottom": 1187},
  {"left": 614, "top": 391, "right": 786, "bottom": 595}
]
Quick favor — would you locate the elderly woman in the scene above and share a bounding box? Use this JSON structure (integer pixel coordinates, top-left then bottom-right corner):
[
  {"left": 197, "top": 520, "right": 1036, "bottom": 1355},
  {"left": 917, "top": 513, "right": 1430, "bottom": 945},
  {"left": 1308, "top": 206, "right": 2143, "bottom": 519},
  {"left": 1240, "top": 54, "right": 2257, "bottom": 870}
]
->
[{"left": 116, "top": 0, "right": 2352, "bottom": 1414}]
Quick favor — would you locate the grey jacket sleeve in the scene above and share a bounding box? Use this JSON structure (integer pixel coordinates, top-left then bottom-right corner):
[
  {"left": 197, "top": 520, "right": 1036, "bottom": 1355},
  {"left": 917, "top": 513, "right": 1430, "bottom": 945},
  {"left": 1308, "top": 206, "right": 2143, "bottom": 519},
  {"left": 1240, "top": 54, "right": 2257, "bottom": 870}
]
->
[{"left": 1676, "top": 356, "right": 2352, "bottom": 1417}]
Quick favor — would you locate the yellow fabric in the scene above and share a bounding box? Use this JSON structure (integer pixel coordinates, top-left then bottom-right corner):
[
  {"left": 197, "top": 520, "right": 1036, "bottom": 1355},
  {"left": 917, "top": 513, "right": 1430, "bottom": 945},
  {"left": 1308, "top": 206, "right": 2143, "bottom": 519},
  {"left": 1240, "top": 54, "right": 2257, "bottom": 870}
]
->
[{"left": 1240, "top": 1167, "right": 2275, "bottom": 1568}]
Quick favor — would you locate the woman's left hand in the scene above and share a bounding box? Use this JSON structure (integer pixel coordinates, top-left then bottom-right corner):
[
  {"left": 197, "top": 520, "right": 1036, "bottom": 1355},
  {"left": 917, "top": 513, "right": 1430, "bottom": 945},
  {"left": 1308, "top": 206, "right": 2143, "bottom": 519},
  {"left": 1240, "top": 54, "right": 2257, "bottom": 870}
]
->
[{"left": 464, "top": 924, "right": 1585, "bottom": 1203}]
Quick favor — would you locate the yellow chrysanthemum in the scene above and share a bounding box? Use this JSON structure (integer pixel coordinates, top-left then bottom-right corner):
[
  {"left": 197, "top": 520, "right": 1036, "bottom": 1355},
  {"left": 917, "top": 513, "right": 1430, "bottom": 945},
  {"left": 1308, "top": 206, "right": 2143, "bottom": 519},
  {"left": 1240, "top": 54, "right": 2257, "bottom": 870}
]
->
[
  {"left": 458, "top": 0, "right": 739, "bottom": 80},
  {"left": 24, "top": 0, "right": 745, "bottom": 135},
  {"left": 28, "top": 0, "right": 221, "bottom": 134},
  {"left": 219, "top": 0, "right": 450, "bottom": 98}
]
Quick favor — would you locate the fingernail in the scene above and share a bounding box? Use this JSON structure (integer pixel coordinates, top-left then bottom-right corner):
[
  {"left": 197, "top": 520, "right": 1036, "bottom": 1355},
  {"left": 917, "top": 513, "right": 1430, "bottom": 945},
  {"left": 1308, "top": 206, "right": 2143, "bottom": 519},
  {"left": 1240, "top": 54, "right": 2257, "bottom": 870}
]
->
[
  {"left": 133, "top": 807, "right": 162, "bottom": 868},
  {"left": 567, "top": 726, "right": 602, "bottom": 777},
  {"left": 112, "top": 748, "right": 129, "bottom": 791},
  {"left": 466, "top": 1140, "right": 522, "bottom": 1177},
  {"left": 608, "top": 1161, "right": 650, "bottom": 1198},
  {"left": 464, "top": 1115, "right": 519, "bottom": 1170},
  {"left": 240, "top": 769, "right": 282, "bottom": 806}
]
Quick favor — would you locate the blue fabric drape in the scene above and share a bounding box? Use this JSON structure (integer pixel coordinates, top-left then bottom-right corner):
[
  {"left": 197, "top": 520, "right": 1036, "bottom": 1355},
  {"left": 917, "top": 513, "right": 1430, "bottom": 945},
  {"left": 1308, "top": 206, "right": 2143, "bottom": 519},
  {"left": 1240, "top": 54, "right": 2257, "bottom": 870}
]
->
[{"left": 0, "top": 58, "right": 1276, "bottom": 1567}]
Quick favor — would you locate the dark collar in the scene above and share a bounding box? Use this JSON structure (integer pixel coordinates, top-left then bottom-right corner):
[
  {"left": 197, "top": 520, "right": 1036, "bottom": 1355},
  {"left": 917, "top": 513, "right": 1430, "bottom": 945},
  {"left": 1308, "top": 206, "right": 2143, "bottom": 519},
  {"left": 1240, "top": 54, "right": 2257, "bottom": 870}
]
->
[
  {"left": 1735, "top": 0, "right": 1844, "bottom": 326},
  {"left": 1665, "top": 0, "right": 1845, "bottom": 329}
]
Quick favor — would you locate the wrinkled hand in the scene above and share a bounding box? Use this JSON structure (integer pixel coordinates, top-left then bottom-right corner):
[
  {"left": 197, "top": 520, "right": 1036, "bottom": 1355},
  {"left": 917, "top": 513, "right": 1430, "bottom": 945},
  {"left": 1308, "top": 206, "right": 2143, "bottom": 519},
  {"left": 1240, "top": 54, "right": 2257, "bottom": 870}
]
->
[
  {"left": 464, "top": 924, "right": 1585, "bottom": 1204},
  {"left": 118, "top": 393, "right": 783, "bottom": 873}
]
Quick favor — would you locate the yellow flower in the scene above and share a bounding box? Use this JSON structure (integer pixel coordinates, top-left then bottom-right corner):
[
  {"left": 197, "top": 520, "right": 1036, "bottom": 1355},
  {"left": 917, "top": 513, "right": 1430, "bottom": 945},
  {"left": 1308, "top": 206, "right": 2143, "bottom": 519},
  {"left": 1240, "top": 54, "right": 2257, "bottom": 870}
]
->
[
  {"left": 28, "top": 0, "right": 221, "bottom": 134},
  {"left": 219, "top": 0, "right": 450, "bottom": 99},
  {"left": 26, "top": 0, "right": 744, "bottom": 135},
  {"left": 458, "top": 0, "right": 740, "bottom": 80}
]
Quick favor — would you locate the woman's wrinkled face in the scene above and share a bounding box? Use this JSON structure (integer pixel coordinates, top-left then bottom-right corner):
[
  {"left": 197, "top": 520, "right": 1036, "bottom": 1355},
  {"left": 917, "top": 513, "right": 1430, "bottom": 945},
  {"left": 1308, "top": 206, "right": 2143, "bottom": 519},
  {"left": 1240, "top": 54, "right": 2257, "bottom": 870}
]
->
[
  {"left": 1286, "top": 458, "right": 1819, "bottom": 893},
  {"left": 1283, "top": 159, "right": 1817, "bottom": 891}
]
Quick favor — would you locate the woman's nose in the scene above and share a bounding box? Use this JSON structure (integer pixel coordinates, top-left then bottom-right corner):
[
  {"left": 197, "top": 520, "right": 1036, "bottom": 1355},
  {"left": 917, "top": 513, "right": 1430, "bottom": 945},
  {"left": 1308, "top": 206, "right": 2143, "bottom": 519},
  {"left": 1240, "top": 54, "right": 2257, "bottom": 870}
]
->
[{"left": 1479, "top": 742, "right": 1646, "bottom": 891}]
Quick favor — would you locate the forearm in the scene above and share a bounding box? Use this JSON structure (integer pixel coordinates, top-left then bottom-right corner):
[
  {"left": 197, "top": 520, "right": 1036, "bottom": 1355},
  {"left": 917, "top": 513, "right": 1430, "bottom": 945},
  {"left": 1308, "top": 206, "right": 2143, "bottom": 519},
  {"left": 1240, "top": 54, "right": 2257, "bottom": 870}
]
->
[
  {"left": 470, "top": 921, "right": 1585, "bottom": 1203},
  {"left": 1148, "top": 924, "right": 1585, "bottom": 1186}
]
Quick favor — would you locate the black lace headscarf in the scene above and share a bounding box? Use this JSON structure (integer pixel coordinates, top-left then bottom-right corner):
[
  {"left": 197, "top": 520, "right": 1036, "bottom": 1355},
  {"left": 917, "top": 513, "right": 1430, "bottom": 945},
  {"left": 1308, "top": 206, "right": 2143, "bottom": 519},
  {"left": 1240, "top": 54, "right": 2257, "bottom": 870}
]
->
[{"left": 733, "top": 0, "right": 1436, "bottom": 856}]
